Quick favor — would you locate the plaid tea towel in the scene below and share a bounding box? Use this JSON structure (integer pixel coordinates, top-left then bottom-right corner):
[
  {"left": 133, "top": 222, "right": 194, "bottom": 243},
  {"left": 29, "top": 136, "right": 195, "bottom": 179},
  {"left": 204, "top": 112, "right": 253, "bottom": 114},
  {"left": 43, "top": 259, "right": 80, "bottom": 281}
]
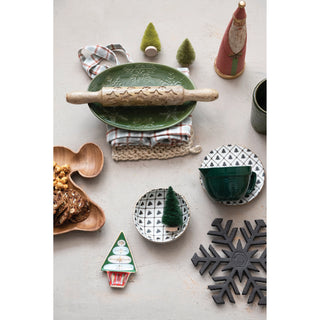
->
[
  {"left": 78, "top": 44, "right": 133, "bottom": 79},
  {"left": 106, "top": 115, "right": 193, "bottom": 147}
]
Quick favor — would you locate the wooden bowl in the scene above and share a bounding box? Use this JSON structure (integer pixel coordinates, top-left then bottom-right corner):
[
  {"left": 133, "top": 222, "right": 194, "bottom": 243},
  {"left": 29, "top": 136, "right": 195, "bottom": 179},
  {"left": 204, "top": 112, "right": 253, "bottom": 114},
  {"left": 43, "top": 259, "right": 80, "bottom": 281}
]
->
[{"left": 53, "top": 143, "right": 105, "bottom": 235}]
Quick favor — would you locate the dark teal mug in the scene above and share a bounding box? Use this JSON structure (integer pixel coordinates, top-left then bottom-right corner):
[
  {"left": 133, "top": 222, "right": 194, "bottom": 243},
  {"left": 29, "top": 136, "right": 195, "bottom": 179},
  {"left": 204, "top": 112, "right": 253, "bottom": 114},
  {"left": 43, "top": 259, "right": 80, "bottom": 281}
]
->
[
  {"left": 199, "top": 166, "right": 256, "bottom": 201},
  {"left": 251, "top": 79, "right": 267, "bottom": 134}
]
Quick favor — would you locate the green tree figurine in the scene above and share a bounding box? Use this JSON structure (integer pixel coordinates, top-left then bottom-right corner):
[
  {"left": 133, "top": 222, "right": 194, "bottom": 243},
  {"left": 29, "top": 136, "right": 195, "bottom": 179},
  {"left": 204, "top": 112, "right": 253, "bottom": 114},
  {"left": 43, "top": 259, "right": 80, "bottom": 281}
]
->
[
  {"left": 162, "top": 186, "right": 183, "bottom": 231},
  {"left": 176, "top": 38, "right": 196, "bottom": 67},
  {"left": 140, "top": 22, "right": 161, "bottom": 57}
]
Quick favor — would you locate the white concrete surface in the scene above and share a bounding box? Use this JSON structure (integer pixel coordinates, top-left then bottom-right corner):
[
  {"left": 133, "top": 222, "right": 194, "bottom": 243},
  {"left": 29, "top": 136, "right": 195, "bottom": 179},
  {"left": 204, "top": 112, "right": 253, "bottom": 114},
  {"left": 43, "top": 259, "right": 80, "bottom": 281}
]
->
[{"left": 54, "top": 0, "right": 266, "bottom": 319}]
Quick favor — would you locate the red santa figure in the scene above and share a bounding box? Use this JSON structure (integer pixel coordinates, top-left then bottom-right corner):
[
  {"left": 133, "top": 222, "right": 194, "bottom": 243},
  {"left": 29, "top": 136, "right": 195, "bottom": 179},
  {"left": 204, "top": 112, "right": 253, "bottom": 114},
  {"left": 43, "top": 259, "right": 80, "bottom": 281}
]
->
[{"left": 214, "top": 1, "right": 247, "bottom": 79}]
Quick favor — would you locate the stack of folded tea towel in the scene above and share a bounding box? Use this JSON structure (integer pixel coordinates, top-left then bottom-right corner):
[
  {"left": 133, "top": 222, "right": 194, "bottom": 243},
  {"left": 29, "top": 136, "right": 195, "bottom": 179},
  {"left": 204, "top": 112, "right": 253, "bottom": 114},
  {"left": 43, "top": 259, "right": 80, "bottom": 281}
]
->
[{"left": 78, "top": 44, "right": 201, "bottom": 161}]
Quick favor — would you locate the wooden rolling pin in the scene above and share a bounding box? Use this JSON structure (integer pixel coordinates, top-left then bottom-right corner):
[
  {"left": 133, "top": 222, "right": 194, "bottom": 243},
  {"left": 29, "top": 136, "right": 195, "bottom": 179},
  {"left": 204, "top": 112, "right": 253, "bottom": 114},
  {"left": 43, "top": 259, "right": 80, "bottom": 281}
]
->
[{"left": 66, "top": 86, "right": 219, "bottom": 107}]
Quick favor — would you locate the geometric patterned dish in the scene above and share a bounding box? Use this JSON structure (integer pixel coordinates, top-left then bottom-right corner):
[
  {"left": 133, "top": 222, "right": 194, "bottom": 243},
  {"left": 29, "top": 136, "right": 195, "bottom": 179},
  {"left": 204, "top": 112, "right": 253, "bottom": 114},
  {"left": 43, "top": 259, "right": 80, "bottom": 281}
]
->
[
  {"left": 133, "top": 188, "right": 190, "bottom": 243},
  {"left": 200, "top": 144, "right": 265, "bottom": 206}
]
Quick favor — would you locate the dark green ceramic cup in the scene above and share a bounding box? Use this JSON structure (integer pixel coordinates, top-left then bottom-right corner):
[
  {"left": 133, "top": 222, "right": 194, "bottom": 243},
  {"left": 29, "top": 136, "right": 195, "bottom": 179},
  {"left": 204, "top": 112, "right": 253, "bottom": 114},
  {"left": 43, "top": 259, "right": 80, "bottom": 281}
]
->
[
  {"left": 251, "top": 79, "right": 267, "bottom": 134},
  {"left": 199, "top": 166, "right": 256, "bottom": 201}
]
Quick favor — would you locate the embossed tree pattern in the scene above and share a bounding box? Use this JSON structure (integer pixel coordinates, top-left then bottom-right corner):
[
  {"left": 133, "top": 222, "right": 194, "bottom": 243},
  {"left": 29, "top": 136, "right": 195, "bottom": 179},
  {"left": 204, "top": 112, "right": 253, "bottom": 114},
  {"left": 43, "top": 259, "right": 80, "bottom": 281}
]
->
[{"left": 191, "top": 218, "right": 266, "bottom": 305}]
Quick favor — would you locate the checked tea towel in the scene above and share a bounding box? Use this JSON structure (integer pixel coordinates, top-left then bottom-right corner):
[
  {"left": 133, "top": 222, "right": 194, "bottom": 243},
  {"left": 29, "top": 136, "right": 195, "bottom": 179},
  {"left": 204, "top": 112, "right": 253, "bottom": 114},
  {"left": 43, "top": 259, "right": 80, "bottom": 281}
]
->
[{"left": 106, "top": 115, "right": 192, "bottom": 147}]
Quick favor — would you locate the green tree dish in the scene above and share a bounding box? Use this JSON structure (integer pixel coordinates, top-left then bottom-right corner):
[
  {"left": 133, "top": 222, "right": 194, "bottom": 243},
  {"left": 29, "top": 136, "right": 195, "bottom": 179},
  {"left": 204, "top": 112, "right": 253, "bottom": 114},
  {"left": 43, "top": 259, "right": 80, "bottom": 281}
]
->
[
  {"left": 176, "top": 38, "right": 196, "bottom": 67},
  {"left": 140, "top": 23, "right": 161, "bottom": 52},
  {"left": 162, "top": 186, "right": 183, "bottom": 229}
]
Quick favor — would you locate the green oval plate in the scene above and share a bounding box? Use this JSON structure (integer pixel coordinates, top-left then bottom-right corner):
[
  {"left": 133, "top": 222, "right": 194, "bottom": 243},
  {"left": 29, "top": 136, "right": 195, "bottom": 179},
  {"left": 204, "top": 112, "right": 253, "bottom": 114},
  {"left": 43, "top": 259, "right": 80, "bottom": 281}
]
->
[{"left": 88, "top": 63, "right": 196, "bottom": 131}]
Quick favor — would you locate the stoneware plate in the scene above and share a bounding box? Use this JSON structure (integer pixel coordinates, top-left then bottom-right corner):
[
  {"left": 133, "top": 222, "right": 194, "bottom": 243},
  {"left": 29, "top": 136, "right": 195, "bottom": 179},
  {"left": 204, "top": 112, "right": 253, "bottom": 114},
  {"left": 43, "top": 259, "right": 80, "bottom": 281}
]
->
[
  {"left": 133, "top": 188, "right": 190, "bottom": 243},
  {"left": 200, "top": 144, "right": 265, "bottom": 206},
  {"left": 53, "top": 143, "right": 105, "bottom": 235},
  {"left": 88, "top": 63, "right": 196, "bottom": 131}
]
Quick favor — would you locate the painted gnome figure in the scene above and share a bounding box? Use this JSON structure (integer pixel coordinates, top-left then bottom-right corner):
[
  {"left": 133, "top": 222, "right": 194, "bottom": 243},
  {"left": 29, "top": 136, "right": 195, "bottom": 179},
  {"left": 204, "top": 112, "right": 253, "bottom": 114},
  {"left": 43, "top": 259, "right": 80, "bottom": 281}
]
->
[
  {"left": 162, "top": 186, "right": 183, "bottom": 231},
  {"left": 214, "top": 1, "right": 247, "bottom": 79}
]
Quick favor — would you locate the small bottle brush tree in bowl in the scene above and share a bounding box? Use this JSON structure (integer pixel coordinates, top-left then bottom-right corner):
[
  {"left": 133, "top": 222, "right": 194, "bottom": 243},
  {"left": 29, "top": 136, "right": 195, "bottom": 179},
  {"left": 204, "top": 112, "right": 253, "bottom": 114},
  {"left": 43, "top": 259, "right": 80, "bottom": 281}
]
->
[
  {"left": 140, "top": 22, "right": 161, "bottom": 57},
  {"left": 176, "top": 38, "right": 196, "bottom": 67},
  {"left": 162, "top": 186, "right": 183, "bottom": 231}
]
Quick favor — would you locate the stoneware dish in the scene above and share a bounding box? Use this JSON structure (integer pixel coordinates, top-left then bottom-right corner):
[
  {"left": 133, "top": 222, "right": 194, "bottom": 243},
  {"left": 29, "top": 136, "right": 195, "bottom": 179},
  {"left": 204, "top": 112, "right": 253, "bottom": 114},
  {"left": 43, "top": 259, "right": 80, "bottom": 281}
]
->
[
  {"left": 88, "top": 62, "right": 196, "bottom": 131},
  {"left": 200, "top": 144, "right": 265, "bottom": 206},
  {"left": 199, "top": 166, "right": 256, "bottom": 201},
  {"left": 133, "top": 188, "right": 190, "bottom": 243},
  {"left": 251, "top": 78, "right": 267, "bottom": 134},
  {"left": 53, "top": 143, "right": 105, "bottom": 235}
]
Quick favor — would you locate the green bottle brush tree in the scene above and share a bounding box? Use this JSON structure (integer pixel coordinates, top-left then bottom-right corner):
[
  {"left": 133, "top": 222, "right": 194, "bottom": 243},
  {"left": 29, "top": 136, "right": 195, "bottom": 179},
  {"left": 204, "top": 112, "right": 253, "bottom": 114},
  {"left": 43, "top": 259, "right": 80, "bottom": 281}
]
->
[
  {"left": 140, "top": 22, "right": 161, "bottom": 57},
  {"left": 162, "top": 186, "right": 183, "bottom": 231},
  {"left": 176, "top": 38, "right": 196, "bottom": 67}
]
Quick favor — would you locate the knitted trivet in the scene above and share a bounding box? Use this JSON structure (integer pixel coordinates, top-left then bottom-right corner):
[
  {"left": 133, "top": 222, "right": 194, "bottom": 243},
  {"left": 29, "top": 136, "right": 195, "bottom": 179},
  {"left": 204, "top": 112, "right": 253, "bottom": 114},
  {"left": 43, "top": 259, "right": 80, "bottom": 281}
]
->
[{"left": 111, "top": 129, "right": 201, "bottom": 161}]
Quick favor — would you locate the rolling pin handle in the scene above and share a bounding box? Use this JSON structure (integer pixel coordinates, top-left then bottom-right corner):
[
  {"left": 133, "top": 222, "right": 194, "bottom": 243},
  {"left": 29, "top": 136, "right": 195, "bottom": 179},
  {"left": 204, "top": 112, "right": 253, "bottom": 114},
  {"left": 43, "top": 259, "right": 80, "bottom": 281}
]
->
[
  {"left": 66, "top": 91, "right": 101, "bottom": 104},
  {"left": 183, "top": 88, "right": 219, "bottom": 102}
]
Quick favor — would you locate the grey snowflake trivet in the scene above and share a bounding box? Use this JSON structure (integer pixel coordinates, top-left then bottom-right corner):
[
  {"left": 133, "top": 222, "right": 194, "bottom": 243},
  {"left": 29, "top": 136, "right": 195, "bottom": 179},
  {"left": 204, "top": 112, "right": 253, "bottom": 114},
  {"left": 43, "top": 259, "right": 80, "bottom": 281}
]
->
[{"left": 191, "top": 218, "right": 266, "bottom": 305}]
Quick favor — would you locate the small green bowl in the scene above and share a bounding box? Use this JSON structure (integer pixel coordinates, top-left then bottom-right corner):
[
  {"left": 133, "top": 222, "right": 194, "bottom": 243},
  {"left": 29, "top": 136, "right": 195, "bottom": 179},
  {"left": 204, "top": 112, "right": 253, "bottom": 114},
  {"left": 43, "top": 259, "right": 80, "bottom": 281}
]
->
[
  {"left": 251, "top": 79, "right": 267, "bottom": 134},
  {"left": 199, "top": 166, "right": 256, "bottom": 201}
]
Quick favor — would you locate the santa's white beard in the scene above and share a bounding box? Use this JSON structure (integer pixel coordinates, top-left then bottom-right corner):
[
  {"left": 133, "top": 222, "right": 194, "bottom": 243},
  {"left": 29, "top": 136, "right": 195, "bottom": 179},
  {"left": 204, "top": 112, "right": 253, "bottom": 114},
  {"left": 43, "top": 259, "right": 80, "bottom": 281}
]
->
[{"left": 228, "top": 24, "right": 247, "bottom": 54}]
